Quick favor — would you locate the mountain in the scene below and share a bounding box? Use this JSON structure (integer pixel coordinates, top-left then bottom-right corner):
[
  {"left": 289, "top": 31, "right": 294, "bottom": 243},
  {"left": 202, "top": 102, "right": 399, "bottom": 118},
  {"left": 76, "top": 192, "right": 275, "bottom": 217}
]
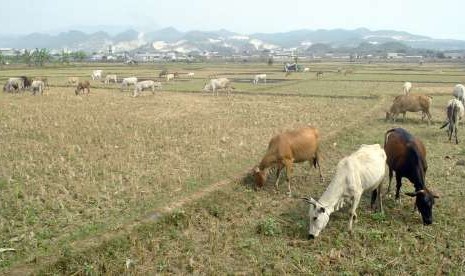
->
[{"left": 1, "top": 27, "right": 465, "bottom": 53}]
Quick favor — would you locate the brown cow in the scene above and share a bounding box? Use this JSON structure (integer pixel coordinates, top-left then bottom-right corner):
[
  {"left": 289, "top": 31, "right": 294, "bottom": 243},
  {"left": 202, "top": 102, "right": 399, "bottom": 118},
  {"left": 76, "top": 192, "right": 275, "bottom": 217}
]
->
[
  {"left": 75, "top": 80, "right": 90, "bottom": 95},
  {"left": 384, "top": 128, "right": 438, "bottom": 225}
]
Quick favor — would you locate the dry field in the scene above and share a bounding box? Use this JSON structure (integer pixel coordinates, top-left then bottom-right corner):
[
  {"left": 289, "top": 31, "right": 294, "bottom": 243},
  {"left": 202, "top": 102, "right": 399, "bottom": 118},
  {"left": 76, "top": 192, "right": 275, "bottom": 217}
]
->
[{"left": 1, "top": 62, "right": 464, "bottom": 275}]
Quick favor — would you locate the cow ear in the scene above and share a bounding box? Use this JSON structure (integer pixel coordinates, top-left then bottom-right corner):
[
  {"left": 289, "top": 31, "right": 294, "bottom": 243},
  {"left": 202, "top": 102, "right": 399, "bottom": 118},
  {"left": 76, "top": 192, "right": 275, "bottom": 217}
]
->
[
  {"left": 429, "top": 189, "right": 440, "bottom": 198},
  {"left": 405, "top": 192, "right": 417, "bottom": 197}
]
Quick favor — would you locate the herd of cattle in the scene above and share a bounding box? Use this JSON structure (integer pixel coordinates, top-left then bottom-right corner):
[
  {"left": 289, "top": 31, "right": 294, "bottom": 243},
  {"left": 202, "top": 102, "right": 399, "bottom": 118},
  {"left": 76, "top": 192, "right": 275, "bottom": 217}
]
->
[
  {"left": 252, "top": 81, "right": 464, "bottom": 238},
  {"left": 2, "top": 68, "right": 464, "bottom": 239}
]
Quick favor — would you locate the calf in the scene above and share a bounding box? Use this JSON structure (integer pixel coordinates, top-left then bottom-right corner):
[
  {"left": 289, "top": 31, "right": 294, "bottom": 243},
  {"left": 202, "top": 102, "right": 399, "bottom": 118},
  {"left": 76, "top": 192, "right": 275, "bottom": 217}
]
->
[
  {"left": 386, "top": 94, "right": 433, "bottom": 124},
  {"left": 91, "top": 70, "right": 103, "bottom": 80},
  {"left": 384, "top": 128, "right": 438, "bottom": 225},
  {"left": 302, "top": 144, "right": 386, "bottom": 238},
  {"left": 253, "top": 126, "right": 322, "bottom": 196},
  {"left": 440, "top": 98, "right": 465, "bottom": 144},
  {"left": 104, "top": 74, "right": 117, "bottom": 84},
  {"left": 75, "top": 81, "right": 90, "bottom": 95}
]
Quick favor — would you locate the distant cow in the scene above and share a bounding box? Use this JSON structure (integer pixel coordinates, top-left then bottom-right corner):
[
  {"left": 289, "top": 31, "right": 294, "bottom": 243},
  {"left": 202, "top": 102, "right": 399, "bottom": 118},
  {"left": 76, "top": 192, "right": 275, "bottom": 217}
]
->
[
  {"left": 31, "top": 80, "right": 45, "bottom": 95},
  {"left": 316, "top": 71, "right": 324, "bottom": 80},
  {"left": 7, "top": 78, "right": 24, "bottom": 91},
  {"left": 453, "top": 84, "right": 465, "bottom": 106},
  {"left": 166, "top": 73, "right": 175, "bottom": 82},
  {"left": 91, "top": 70, "right": 103, "bottom": 80},
  {"left": 35, "top": 77, "right": 48, "bottom": 90},
  {"left": 133, "top": 80, "right": 162, "bottom": 97},
  {"left": 121, "top": 77, "right": 138, "bottom": 91},
  {"left": 253, "top": 74, "right": 267, "bottom": 85},
  {"left": 68, "top": 77, "right": 79, "bottom": 86},
  {"left": 403, "top": 82, "right": 412, "bottom": 95},
  {"left": 303, "top": 67, "right": 310, "bottom": 72},
  {"left": 20, "top": 76, "right": 32, "bottom": 89},
  {"left": 3, "top": 81, "right": 19, "bottom": 93},
  {"left": 75, "top": 80, "right": 90, "bottom": 95},
  {"left": 104, "top": 74, "right": 117, "bottom": 84},
  {"left": 187, "top": 72, "right": 195, "bottom": 78},
  {"left": 203, "top": 78, "right": 233, "bottom": 96}
]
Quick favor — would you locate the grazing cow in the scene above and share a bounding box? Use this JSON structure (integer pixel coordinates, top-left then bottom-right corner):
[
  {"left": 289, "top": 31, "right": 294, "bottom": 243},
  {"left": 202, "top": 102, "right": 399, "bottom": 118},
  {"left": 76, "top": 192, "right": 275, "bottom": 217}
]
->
[
  {"left": 385, "top": 94, "right": 433, "bottom": 124},
  {"left": 91, "top": 70, "right": 103, "bottom": 80},
  {"left": 159, "top": 69, "right": 168, "bottom": 78},
  {"left": 20, "top": 76, "right": 32, "bottom": 89},
  {"left": 403, "top": 82, "right": 412, "bottom": 95},
  {"left": 68, "top": 77, "right": 79, "bottom": 87},
  {"left": 187, "top": 72, "right": 195, "bottom": 78},
  {"left": 35, "top": 77, "right": 48, "bottom": 90},
  {"left": 133, "top": 80, "right": 162, "bottom": 97},
  {"left": 316, "top": 71, "right": 323, "bottom": 80},
  {"left": 253, "top": 126, "right": 323, "bottom": 196},
  {"left": 303, "top": 67, "right": 310, "bottom": 72},
  {"left": 283, "top": 63, "right": 298, "bottom": 72},
  {"left": 166, "top": 73, "right": 175, "bottom": 82},
  {"left": 302, "top": 144, "right": 386, "bottom": 238},
  {"left": 384, "top": 128, "right": 438, "bottom": 225},
  {"left": 6, "top": 78, "right": 24, "bottom": 92},
  {"left": 453, "top": 84, "right": 465, "bottom": 106},
  {"left": 440, "top": 99, "right": 465, "bottom": 144},
  {"left": 75, "top": 81, "right": 91, "bottom": 95},
  {"left": 104, "top": 74, "right": 117, "bottom": 84},
  {"left": 3, "top": 81, "right": 19, "bottom": 93},
  {"left": 120, "top": 77, "right": 138, "bottom": 91},
  {"left": 31, "top": 80, "right": 44, "bottom": 95},
  {"left": 202, "top": 78, "right": 233, "bottom": 96},
  {"left": 253, "top": 74, "right": 267, "bottom": 85}
]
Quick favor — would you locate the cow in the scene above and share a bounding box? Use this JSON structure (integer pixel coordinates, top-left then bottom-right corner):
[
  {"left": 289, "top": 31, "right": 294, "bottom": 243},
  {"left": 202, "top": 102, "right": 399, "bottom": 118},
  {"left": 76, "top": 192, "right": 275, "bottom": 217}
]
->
[
  {"left": 386, "top": 94, "right": 433, "bottom": 124},
  {"left": 253, "top": 74, "right": 267, "bottom": 85},
  {"left": 166, "top": 73, "right": 175, "bottom": 82},
  {"left": 403, "top": 82, "right": 412, "bottom": 95},
  {"left": 104, "top": 74, "right": 117, "bottom": 84},
  {"left": 133, "top": 80, "right": 162, "bottom": 97},
  {"left": 453, "top": 84, "right": 465, "bottom": 107},
  {"left": 121, "top": 77, "right": 138, "bottom": 91},
  {"left": 440, "top": 99, "right": 465, "bottom": 144},
  {"left": 187, "top": 72, "right": 195, "bottom": 78},
  {"left": 31, "top": 80, "right": 45, "bottom": 95},
  {"left": 68, "top": 77, "right": 79, "bottom": 87},
  {"left": 253, "top": 126, "right": 323, "bottom": 196},
  {"left": 302, "top": 144, "right": 386, "bottom": 238},
  {"left": 75, "top": 81, "right": 91, "bottom": 95},
  {"left": 203, "top": 78, "right": 233, "bottom": 96},
  {"left": 316, "top": 71, "right": 324, "bottom": 80},
  {"left": 384, "top": 128, "right": 439, "bottom": 225},
  {"left": 91, "top": 70, "right": 103, "bottom": 80}
]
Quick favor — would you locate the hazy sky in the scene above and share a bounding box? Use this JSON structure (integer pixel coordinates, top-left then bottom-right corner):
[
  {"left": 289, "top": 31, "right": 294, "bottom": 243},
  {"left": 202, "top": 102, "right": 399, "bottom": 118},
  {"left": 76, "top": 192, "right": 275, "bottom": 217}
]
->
[{"left": 2, "top": 0, "right": 464, "bottom": 39}]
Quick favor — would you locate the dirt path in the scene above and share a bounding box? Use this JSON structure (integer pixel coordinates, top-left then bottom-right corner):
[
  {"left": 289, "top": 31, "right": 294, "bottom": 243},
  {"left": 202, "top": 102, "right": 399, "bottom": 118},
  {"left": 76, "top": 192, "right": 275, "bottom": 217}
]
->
[{"left": 4, "top": 93, "right": 388, "bottom": 275}]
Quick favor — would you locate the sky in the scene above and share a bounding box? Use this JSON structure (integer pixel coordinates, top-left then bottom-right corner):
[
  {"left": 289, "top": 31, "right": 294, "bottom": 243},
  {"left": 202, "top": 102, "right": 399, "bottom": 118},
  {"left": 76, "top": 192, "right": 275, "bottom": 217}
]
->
[{"left": 1, "top": 0, "right": 465, "bottom": 40}]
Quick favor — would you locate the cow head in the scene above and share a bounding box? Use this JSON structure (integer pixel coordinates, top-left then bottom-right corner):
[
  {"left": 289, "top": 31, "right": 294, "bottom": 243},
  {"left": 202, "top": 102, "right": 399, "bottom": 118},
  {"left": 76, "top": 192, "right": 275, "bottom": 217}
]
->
[
  {"left": 405, "top": 189, "right": 439, "bottom": 225},
  {"left": 252, "top": 167, "right": 266, "bottom": 189},
  {"left": 302, "top": 197, "right": 330, "bottom": 239},
  {"left": 202, "top": 83, "right": 211, "bottom": 92}
]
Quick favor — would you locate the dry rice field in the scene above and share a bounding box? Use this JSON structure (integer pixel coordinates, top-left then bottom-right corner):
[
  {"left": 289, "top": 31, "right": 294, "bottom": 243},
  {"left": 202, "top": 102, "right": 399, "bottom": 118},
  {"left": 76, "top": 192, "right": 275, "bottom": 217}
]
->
[{"left": 1, "top": 62, "right": 464, "bottom": 275}]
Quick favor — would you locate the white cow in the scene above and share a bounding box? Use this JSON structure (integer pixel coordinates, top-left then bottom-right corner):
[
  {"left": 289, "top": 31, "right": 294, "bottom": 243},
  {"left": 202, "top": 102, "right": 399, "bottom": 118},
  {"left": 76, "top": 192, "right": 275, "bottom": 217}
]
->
[
  {"left": 453, "top": 84, "right": 465, "bottom": 106},
  {"left": 187, "top": 72, "right": 195, "bottom": 78},
  {"left": 104, "top": 74, "right": 117, "bottom": 84},
  {"left": 403, "top": 82, "right": 412, "bottom": 95},
  {"left": 133, "top": 80, "right": 162, "bottom": 97},
  {"left": 121, "top": 77, "right": 138, "bottom": 91},
  {"left": 166, "top": 73, "right": 175, "bottom": 82},
  {"left": 31, "top": 80, "right": 45, "bottom": 95},
  {"left": 302, "top": 144, "right": 386, "bottom": 238},
  {"left": 91, "top": 70, "right": 103, "bottom": 80},
  {"left": 303, "top": 67, "right": 310, "bottom": 72},
  {"left": 253, "top": 74, "right": 267, "bottom": 85},
  {"left": 203, "top": 78, "right": 233, "bottom": 96},
  {"left": 7, "top": 78, "right": 24, "bottom": 91}
]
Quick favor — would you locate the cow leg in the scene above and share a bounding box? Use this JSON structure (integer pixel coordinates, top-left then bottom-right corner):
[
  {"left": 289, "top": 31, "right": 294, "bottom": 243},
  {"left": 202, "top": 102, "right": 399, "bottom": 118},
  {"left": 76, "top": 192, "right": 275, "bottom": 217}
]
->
[
  {"left": 371, "top": 190, "right": 377, "bottom": 211},
  {"left": 395, "top": 174, "right": 402, "bottom": 202},
  {"left": 283, "top": 159, "right": 294, "bottom": 197},
  {"left": 455, "top": 125, "right": 459, "bottom": 144},
  {"left": 312, "top": 153, "right": 323, "bottom": 182},
  {"left": 274, "top": 165, "right": 283, "bottom": 191},
  {"left": 386, "top": 169, "right": 393, "bottom": 196},
  {"left": 349, "top": 193, "right": 361, "bottom": 233}
]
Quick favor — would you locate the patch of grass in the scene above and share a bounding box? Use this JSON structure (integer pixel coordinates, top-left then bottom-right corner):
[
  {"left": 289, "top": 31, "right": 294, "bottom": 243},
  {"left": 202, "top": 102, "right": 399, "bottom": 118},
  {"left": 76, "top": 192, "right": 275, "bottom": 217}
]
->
[{"left": 256, "top": 217, "right": 282, "bottom": 236}]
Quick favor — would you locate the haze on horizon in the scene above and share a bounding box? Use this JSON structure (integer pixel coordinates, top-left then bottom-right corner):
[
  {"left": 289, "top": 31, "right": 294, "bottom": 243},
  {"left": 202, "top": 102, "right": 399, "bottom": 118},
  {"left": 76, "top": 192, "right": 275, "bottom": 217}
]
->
[{"left": 2, "top": 0, "right": 464, "bottom": 40}]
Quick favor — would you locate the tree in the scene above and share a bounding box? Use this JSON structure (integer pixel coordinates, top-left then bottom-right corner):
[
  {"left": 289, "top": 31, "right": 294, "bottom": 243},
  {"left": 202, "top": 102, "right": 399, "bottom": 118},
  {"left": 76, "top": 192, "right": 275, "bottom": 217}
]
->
[
  {"left": 32, "top": 48, "right": 51, "bottom": 66},
  {"left": 22, "top": 49, "right": 33, "bottom": 66},
  {"left": 61, "top": 50, "right": 70, "bottom": 64},
  {"left": 72, "top": 51, "right": 87, "bottom": 62}
]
